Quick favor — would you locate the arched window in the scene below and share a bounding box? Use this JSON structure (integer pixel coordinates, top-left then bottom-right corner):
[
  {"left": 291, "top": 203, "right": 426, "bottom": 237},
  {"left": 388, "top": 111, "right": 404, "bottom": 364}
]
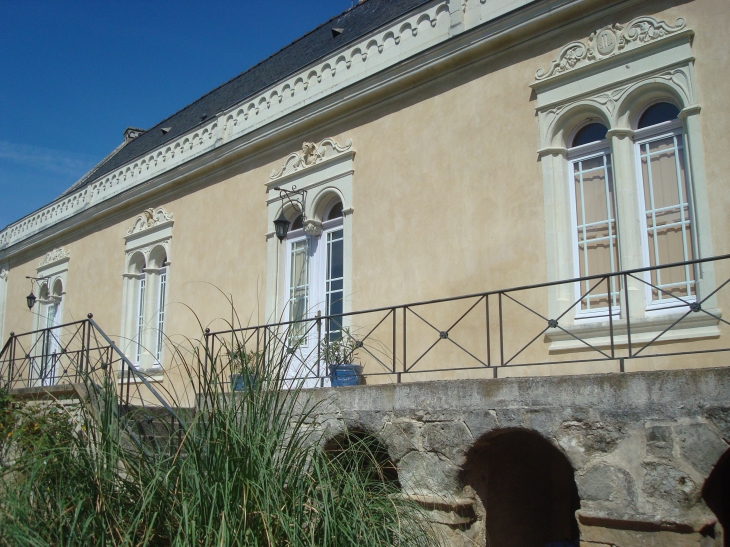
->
[
  {"left": 128, "top": 253, "right": 147, "bottom": 366},
  {"left": 568, "top": 122, "right": 619, "bottom": 316},
  {"left": 149, "top": 248, "right": 168, "bottom": 364},
  {"left": 634, "top": 102, "right": 694, "bottom": 304},
  {"left": 286, "top": 197, "right": 345, "bottom": 344}
]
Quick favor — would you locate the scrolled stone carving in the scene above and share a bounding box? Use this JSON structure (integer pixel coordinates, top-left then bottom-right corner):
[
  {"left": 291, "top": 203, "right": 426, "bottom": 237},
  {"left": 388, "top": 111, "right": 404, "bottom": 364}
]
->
[
  {"left": 127, "top": 207, "right": 174, "bottom": 235},
  {"left": 303, "top": 219, "right": 323, "bottom": 237},
  {"left": 0, "top": 269, "right": 7, "bottom": 281},
  {"left": 39, "top": 248, "right": 70, "bottom": 268},
  {"left": 536, "top": 16, "right": 688, "bottom": 81},
  {"left": 270, "top": 138, "right": 353, "bottom": 181}
]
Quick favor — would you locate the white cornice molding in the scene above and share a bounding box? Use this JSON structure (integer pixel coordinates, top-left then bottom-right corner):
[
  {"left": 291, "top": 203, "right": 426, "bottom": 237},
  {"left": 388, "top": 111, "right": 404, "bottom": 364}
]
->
[
  {"left": 535, "top": 16, "right": 689, "bottom": 82},
  {"left": 126, "top": 207, "right": 174, "bottom": 236},
  {"left": 38, "top": 248, "right": 70, "bottom": 268},
  {"left": 269, "top": 138, "right": 353, "bottom": 182}
]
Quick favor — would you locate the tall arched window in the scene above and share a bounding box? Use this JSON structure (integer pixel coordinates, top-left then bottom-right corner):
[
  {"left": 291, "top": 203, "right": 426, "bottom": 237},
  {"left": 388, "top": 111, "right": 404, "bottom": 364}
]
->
[
  {"left": 634, "top": 102, "right": 695, "bottom": 305},
  {"left": 127, "top": 253, "right": 147, "bottom": 366},
  {"left": 568, "top": 122, "right": 619, "bottom": 316},
  {"left": 286, "top": 197, "right": 345, "bottom": 342}
]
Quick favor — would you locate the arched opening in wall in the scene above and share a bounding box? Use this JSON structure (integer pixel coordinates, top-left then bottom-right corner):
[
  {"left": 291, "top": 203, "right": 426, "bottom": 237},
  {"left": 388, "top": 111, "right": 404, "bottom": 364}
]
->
[
  {"left": 324, "top": 430, "right": 400, "bottom": 489},
  {"left": 462, "top": 430, "right": 580, "bottom": 547},
  {"left": 703, "top": 448, "right": 730, "bottom": 546}
]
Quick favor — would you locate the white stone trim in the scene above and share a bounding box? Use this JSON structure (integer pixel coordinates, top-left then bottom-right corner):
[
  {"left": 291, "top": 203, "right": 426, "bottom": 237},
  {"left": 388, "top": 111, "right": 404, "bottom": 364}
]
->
[
  {"left": 265, "top": 138, "right": 354, "bottom": 324},
  {"left": 120, "top": 208, "right": 173, "bottom": 377},
  {"left": 535, "top": 14, "right": 716, "bottom": 342},
  {"left": 0, "top": 0, "right": 547, "bottom": 253},
  {"left": 534, "top": 16, "right": 688, "bottom": 82}
]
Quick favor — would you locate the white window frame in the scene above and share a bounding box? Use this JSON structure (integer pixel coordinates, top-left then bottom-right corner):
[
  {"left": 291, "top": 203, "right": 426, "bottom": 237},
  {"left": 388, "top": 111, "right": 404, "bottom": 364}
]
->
[
  {"left": 122, "top": 208, "right": 173, "bottom": 378},
  {"left": 567, "top": 139, "right": 621, "bottom": 321},
  {"left": 633, "top": 120, "right": 697, "bottom": 313},
  {"left": 532, "top": 16, "right": 719, "bottom": 351}
]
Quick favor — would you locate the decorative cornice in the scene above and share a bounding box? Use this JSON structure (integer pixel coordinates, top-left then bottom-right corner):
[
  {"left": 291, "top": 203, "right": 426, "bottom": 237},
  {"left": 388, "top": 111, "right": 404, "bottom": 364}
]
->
[
  {"left": 39, "top": 248, "right": 70, "bottom": 268},
  {"left": 270, "top": 138, "right": 353, "bottom": 181},
  {"left": 535, "top": 16, "right": 688, "bottom": 81},
  {"left": 126, "top": 208, "right": 174, "bottom": 236}
]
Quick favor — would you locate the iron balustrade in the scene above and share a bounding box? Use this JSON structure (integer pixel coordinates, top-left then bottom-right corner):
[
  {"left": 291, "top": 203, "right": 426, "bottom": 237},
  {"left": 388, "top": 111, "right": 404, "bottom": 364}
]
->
[
  {"left": 204, "top": 255, "right": 730, "bottom": 387},
  {"left": 0, "top": 314, "right": 186, "bottom": 455}
]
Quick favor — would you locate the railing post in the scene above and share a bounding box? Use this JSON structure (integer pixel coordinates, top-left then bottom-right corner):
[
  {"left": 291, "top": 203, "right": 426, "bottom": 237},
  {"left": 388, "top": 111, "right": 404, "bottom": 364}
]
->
[
  {"left": 499, "top": 292, "right": 504, "bottom": 367},
  {"left": 624, "top": 274, "right": 632, "bottom": 358},
  {"left": 203, "top": 328, "right": 210, "bottom": 398},
  {"left": 392, "top": 308, "right": 397, "bottom": 376},
  {"left": 317, "top": 311, "right": 323, "bottom": 388},
  {"left": 607, "top": 276, "right": 615, "bottom": 360},
  {"left": 401, "top": 307, "right": 407, "bottom": 383},
  {"left": 486, "top": 294, "right": 493, "bottom": 377}
]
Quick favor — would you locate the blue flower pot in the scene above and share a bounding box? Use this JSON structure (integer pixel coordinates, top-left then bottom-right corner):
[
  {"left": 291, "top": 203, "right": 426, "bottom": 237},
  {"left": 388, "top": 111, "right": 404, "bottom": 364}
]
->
[
  {"left": 329, "top": 364, "right": 363, "bottom": 387},
  {"left": 231, "top": 373, "right": 257, "bottom": 392}
]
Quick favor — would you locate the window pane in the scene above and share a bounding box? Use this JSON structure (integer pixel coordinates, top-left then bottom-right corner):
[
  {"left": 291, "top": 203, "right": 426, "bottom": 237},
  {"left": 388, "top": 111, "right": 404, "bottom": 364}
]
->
[
  {"left": 640, "top": 134, "right": 695, "bottom": 301},
  {"left": 136, "top": 276, "right": 145, "bottom": 364},
  {"left": 573, "top": 153, "right": 620, "bottom": 311},
  {"left": 156, "top": 271, "right": 167, "bottom": 362},
  {"left": 326, "top": 229, "right": 344, "bottom": 338},
  {"left": 289, "top": 239, "right": 309, "bottom": 339}
]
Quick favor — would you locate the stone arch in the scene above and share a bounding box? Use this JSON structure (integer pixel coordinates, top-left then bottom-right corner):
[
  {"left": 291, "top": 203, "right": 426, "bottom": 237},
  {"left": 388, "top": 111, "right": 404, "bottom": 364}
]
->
[
  {"left": 462, "top": 428, "right": 580, "bottom": 547},
  {"left": 324, "top": 428, "right": 400, "bottom": 488},
  {"left": 615, "top": 80, "right": 687, "bottom": 130},
  {"left": 309, "top": 187, "right": 345, "bottom": 223},
  {"left": 128, "top": 251, "right": 146, "bottom": 274},
  {"left": 148, "top": 245, "right": 167, "bottom": 269},
  {"left": 549, "top": 102, "right": 611, "bottom": 149},
  {"left": 703, "top": 448, "right": 730, "bottom": 546}
]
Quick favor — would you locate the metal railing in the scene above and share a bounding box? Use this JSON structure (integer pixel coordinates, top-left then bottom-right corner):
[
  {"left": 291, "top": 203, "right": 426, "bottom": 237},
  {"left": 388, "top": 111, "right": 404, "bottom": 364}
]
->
[
  {"left": 205, "top": 255, "right": 730, "bottom": 387},
  {"left": 0, "top": 314, "right": 186, "bottom": 454}
]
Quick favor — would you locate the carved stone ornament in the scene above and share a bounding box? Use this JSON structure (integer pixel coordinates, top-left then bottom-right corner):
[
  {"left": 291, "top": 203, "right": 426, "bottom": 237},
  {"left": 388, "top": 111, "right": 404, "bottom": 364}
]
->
[
  {"left": 0, "top": 269, "right": 7, "bottom": 281},
  {"left": 127, "top": 207, "right": 174, "bottom": 235},
  {"left": 303, "top": 219, "right": 323, "bottom": 237},
  {"left": 270, "top": 138, "right": 353, "bottom": 181},
  {"left": 535, "top": 16, "right": 687, "bottom": 81},
  {"left": 39, "top": 248, "right": 70, "bottom": 268}
]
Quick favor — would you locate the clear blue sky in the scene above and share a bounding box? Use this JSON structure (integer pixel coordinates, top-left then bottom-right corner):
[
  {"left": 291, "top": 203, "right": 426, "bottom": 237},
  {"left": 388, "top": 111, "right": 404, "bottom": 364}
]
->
[{"left": 0, "top": 0, "right": 350, "bottom": 229}]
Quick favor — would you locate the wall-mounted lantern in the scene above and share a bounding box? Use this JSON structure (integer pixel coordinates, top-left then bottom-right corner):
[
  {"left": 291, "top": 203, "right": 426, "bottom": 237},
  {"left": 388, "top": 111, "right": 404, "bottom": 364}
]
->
[
  {"left": 273, "top": 186, "right": 307, "bottom": 242},
  {"left": 25, "top": 276, "right": 49, "bottom": 310}
]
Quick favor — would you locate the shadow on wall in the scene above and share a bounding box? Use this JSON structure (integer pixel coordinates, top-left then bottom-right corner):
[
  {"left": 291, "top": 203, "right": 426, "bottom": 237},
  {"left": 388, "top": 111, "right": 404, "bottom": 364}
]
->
[
  {"left": 703, "top": 448, "right": 730, "bottom": 547},
  {"left": 462, "top": 430, "right": 580, "bottom": 547}
]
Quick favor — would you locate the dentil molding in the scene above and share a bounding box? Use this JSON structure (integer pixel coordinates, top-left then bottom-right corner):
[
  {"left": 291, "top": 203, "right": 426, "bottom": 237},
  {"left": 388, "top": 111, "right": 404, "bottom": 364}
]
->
[
  {"left": 127, "top": 208, "right": 174, "bottom": 236},
  {"left": 270, "top": 138, "right": 353, "bottom": 181},
  {"left": 535, "top": 16, "right": 688, "bottom": 81},
  {"left": 39, "top": 248, "right": 70, "bottom": 268}
]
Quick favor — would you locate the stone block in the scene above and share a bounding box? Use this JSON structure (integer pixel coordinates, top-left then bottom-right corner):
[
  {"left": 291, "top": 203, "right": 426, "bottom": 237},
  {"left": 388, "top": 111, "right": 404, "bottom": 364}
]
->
[
  {"left": 422, "top": 421, "right": 473, "bottom": 463},
  {"left": 676, "top": 423, "right": 729, "bottom": 477},
  {"left": 706, "top": 407, "right": 730, "bottom": 443},
  {"left": 646, "top": 425, "right": 674, "bottom": 459},
  {"left": 398, "top": 451, "right": 462, "bottom": 497},
  {"left": 463, "top": 409, "right": 498, "bottom": 441},
  {"left": 556, "top": 420, "right": 627, "bottom": 468},
  {"left": 381, "top": 420, "right": 421, "bottom": 461},
  {"left": 642, "top": 462, "right": 699, "bottom": 509},
  {"left": 578, "top": 464, "right": 636, "bottom": 506}
]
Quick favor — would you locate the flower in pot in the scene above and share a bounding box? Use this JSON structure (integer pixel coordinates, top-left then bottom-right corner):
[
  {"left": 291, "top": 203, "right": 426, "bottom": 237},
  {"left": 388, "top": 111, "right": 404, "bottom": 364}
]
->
[
  {"left": 323, "top": 330, "right": 363, "bottom": 387},
  {"left": 229, "top": 346, "right": 264, "bottom": 392}
]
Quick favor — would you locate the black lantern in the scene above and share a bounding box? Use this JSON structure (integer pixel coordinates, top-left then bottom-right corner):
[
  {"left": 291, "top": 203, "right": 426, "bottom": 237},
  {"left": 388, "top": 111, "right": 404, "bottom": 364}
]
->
[
  {"left": 26, "top": 291, "right": 36, "bottom": 310},
  {"left": 274, "top": 210, "right": 290, "bottom": 242}
]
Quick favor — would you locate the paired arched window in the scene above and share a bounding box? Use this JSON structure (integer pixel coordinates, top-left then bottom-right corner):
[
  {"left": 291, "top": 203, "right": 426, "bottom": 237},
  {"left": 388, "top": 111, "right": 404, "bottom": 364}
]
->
[
  {"left": 566, "top": 102, "right": 693, "bottom": 317},
  {"left": 125, "top": 246, "right": 168, "bottom": 369},
  {"left": 286, "top": 197, "right": 344, "bottom": 342}
]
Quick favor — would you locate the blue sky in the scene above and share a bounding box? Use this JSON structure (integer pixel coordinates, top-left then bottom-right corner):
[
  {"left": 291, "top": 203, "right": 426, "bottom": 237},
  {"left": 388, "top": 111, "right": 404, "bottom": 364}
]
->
[{"left": 0, "top": 0, "right": 350, "bottom": 228}]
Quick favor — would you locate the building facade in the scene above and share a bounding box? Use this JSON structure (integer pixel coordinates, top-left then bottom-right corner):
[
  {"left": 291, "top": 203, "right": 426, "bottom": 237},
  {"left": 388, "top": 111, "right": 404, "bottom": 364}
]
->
[{"left": 0, "top": 0, "right": 729, "bottom": 544}]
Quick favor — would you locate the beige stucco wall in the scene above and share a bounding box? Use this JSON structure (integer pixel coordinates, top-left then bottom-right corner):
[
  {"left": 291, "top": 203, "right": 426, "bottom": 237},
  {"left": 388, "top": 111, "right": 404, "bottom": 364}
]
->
[{"left": 2, "top": 0, "right": 729, "bottom": 391}]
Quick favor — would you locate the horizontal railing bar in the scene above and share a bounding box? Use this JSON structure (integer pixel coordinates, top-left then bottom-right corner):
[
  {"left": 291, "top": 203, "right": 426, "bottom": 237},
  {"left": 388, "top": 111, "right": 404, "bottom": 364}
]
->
[{"left": 205, "top": 254, "right": 730, "bottom": 337}]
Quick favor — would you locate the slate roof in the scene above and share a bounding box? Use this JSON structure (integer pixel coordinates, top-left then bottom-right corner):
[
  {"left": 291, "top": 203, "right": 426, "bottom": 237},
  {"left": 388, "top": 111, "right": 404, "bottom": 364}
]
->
[{"left": 61, "top": 0, "right": 430, "bottom": 197}]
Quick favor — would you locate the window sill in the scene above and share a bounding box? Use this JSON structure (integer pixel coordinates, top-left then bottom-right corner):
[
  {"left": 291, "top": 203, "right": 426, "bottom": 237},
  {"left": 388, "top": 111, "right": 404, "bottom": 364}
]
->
[
  {"left": 116, "top": 364, "right": 164, "bottom": 383},
  {"left": 546, "top": 308, "right": 721, "bottom": 353}
]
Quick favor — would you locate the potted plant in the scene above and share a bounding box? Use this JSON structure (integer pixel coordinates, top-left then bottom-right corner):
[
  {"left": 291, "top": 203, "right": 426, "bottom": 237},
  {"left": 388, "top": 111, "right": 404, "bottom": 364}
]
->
[
  {"left": 323, "top": 330, "right": 363, "bottom": 387},
  {"left": 230, "top": 346, "right": 263, "bottom": 392}
]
